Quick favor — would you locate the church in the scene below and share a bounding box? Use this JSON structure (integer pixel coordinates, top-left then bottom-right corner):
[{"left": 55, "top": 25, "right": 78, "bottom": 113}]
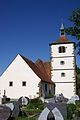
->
[
  {"left": 0, "top": 22, "right": 76, "bottom": 99},
  {"left": 0, "top": 54, "right": 54, "bottom": 99}
]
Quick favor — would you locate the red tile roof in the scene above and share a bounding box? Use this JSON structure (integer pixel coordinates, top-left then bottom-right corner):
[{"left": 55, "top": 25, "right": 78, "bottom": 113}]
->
[
  {"left": 20, "top": 54, "right": 53, "bottom": 84},
  {"left": 43, "top": 62, "right": 50, "bottom": 77},
  {"left": 35, "top": 59, "right": 50, "bottom": 79},
  {"left": 55, "top": 36, "right": 71, "bottom": 43}
]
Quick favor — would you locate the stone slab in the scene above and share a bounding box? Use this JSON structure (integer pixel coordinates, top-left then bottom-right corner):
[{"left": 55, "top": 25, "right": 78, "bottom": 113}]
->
[
  {"left": 5, "top": 103, "right": 14, "bottom": 111},
  {"left": 38, "top": 107, "right": 50, "bottom": 120},
  {"left": 45, "top": 103, "right": 67, "bottom": 120},
  {"left": 11, "top": 101, "right": 20, "bottom": 117},
  {"left": 0, "top": 105, "right": 11, "bottom": 120}
]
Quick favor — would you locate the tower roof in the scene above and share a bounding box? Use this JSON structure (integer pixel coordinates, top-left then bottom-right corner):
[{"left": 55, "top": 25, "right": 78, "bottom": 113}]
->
[
  {"left": 55, "top": 20, "right": 71, "bottom": 43},
  {"left": 55, "top": 36, "right": 71, "bottom": 43},
  {"left": 49, "top": 21, "right": 72, "bottom": 45}
]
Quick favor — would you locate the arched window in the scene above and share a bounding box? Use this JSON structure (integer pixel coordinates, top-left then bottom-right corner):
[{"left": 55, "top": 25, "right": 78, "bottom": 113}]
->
[{"left": 59, "top": 46, "right": 66, "bottom": 53}]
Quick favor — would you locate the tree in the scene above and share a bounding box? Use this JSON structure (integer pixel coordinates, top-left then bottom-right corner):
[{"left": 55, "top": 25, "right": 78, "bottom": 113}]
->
[
  {"left": 76, "top": 65, "right": 80, "bottom": 74},
  {"left": 65, "top": 7, "right": 80, "bottom": 55},
  {"left": 76, "top": 65, "right": 80, "bottom": 96}
]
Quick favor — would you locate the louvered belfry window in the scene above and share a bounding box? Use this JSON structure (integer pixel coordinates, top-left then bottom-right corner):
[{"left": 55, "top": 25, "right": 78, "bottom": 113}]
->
[{"left": 59, "top": 46, "right": 65, "bottom": 53}]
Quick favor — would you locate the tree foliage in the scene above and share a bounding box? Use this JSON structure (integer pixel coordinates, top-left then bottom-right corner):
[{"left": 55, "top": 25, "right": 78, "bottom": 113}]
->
[
  {"left": 67, "top": 104, "right": 76, "bottom": 120},
  {"left": 65, "top": 7, "right": 80, "bottom": 55},
  {"left": 76, "top": 65, "right": 80, "bottom": 74},
  {"left": 76, "top": 65, "right": 80, "bottom": 97},
  {"left": 67, "top": 102, "right": 80, "bottom": 120}
]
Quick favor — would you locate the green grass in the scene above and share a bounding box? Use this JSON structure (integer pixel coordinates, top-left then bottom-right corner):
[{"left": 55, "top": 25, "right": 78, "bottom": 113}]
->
[{"left": 10, "top": 116, "right": 37, "bottom": 120}]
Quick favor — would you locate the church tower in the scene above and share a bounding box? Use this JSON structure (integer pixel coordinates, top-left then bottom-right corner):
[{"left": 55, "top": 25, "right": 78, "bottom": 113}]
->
[{"left": 49, "top": 22, "right": 76, "bottom": 99}]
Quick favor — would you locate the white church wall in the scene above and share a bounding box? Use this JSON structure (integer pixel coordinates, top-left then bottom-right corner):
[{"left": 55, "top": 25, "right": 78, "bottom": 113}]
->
[
  {"left": 55, "top": 83, "right": 75, "bottom": 99},
  {"left": 50, "top": 43, "right": 75, "bottom": 58},
  {"left": 50, "top": 42, "right": 76, "bottom": 99},
  {"left": 0, "top": 54, "right": 41, "bottom": 99},
  {"left": 51, "top": 70, "right": 76, "bottom": 83},
  {"left": 51, "top": 57, "right": 75, "bottom": 70}
]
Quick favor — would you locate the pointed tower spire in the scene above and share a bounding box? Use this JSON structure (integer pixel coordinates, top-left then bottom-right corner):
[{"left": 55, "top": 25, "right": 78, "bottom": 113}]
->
[{"left": 60, "top": 18, "right": 65, "bottom": 36}]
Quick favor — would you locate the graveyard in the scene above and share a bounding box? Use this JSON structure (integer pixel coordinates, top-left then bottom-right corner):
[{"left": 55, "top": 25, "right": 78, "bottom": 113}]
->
[{"left": 0, "top": 94, "right": 80, "bottom": 120}]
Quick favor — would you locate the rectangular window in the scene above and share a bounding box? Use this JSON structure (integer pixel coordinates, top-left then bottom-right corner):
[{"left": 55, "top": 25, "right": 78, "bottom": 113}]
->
[
  {"left": 9, "top": 81, "right": 13, "bottom": 87},
  {"left": 22, "top": 81, "right": 26, "bottom": 86},
  {"left": 61, "top": 73, "right": 65, "bottom": 77},
  {"left": 60, "top": 61, "right": 65, "bottom": 65}
]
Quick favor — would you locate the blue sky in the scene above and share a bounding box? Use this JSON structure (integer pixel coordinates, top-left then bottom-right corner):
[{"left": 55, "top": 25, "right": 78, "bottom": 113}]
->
[{"left": 0, "top": 0, "right": 80, "bottom": 75}]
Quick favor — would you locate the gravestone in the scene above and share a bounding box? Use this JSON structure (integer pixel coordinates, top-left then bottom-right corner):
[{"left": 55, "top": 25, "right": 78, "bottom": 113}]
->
[
  {"left": 67, "top": 99, "right": 75, "bottom": 104},
  {"left": 46, "top": 103, "right": 67, "bottom": 120},
  {"left": 22, "top": 97, "right": 29, "bottom": 106},
  {"left": 0, "top": 91, "right": 2, "bottom": 105},
  {"left": 2, "top": 90, "right": 7, "bottom": 103},
  {"left": 39, "top": 103, "right": 67, "bottom": 120},
  {"left": 67, "top": 95, "right": 79, "bottom": 104},
  {"left": 54, "top": 94, "right": 68, "bottom": 103},
  {"left": 18, "top": 96, "right": 23, "bottom": 107},
  {"left": 0, "top": 97, "right": 2, "bottom": 105},
  {"left": 47, "top": 111, "right": 55, "bottom": 120},
  {"left": 5, "top": 103, "right": 14, "bottom": 111},
  {"left": 0, "top": 105, "right": 11, "bottom": 120},
  {"left": 38, "top": 107, "right": 50, "bottom": 120},
  {"left": 18, "top": 96, "right": 29, "bottom": 106},
  {"left": 71, "top": 95, "right": 79, "bottom": 101},
  {"left": 52, "top": 107, "right": 64, "bottom": 120},
  {"left": 11, "top": 101, "right": 20, "bottom": 117}
]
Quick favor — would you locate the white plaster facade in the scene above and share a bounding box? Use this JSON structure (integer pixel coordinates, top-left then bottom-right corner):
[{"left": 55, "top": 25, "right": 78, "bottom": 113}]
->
[
  {"left": 0, "top": 54, "right": 54, "bottom": 99},
  {"left": 0, "top": 54, "right": 41, "bottom": 99},
  {"left": 50, "top": 42, "right": 76, "bottom": 99}
]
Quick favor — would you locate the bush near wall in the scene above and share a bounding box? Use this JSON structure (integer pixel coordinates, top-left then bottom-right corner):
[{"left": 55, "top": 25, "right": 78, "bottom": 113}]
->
[
  {"left": 45, "top": 93, "right": 54, "bottom": 99},
  {"left": 67, "top": 102, "right": 80, "bottom": 120},
  {"left": 27, "top": 98, "right": 44, "bottom": 110}
]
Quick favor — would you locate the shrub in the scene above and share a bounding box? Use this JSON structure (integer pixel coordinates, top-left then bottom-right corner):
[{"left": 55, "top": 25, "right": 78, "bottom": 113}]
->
[
  {"left": 45, "top": 94, "right": 54, "bottom": 99},
  {"left": 27, "top": 98, "right": 44, "bottom": 110},
  {"left": 67, "top": 104, "right": 76, "bottom": 120}
]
